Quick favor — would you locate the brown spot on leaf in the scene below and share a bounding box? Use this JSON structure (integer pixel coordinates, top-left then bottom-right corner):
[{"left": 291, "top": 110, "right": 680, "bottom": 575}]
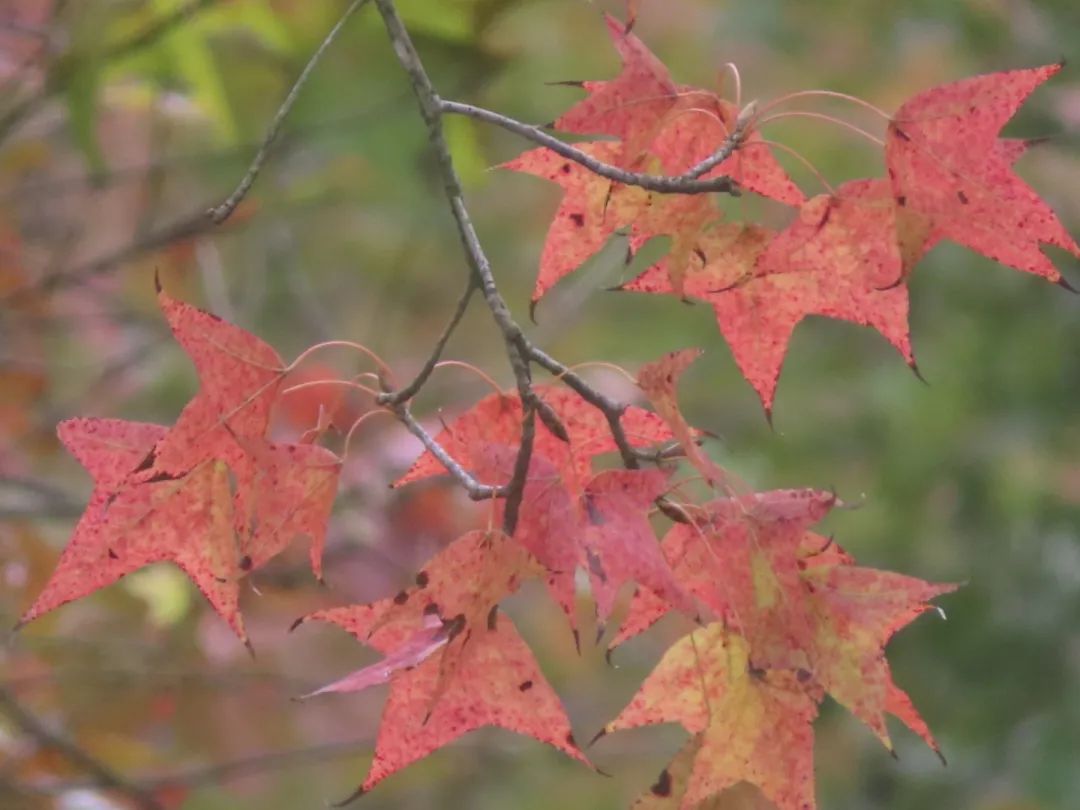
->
[
  {"left": 393, "top": 590, "right": 409, "bottom": 605},
  {"left": 650, "top": 768, "right": 673, "bottom": 797},
  {"left": 444, "top": 613, "right": 466, "bottom": 641},
  {"left": 415, "top": 571, "right": 429, "bottom": 587},
  {"left": 132, "top": 448, "right": 157, "bottom": 473},
  {"left": 145, "top": 470, "right": 181, "bottom": 483},
  {"left": 569, "top": 212, "right": 585, "bottom": 228},
  {"left": 518, "top": 680, "right": 534, "bottom": 692}
]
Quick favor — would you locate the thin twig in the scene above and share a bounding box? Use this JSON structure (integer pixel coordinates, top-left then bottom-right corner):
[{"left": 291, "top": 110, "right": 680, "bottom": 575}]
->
[
  {"left": 12, "top": 738, "right": 371, "bottom": 796},
  {"left": 440, "top": 100, "right": 739, "bottom": 195},
  {"left": 502, "top": 405, "right": 536, "bottom": 535},
  {"left": 378, "top": 277, "right": 478, "bottom": 405},
  {"left": 388, "top": 402, "right": 504, "bottom": 500},
  {"left": 105, "top": 0, "right": 218, "bottom": 61},
  {"left": 373, "top": 1, "right": 532, "bottom": 395},
  {"left": 525, "top": 344, "right": 639, "bottom": 467},
  {"left": 207, "top": 0, "right": 373, "bottom": 224},
  {"left": 0, "top": 686, "right": 164, "bottom": 810},
  {"left": 3, "top": 207, "right": 226, "bottom": 301}
]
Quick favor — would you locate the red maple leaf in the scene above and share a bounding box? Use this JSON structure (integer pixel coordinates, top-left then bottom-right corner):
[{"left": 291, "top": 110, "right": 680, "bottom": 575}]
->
[
  {"left": 512, "top": 14, "right": 803, "bottom": 306},
  {"left": 886, "top": 63, "right": 1079, "bottom": 286},
  {"left": 624, "top": 178, "right": 915, "bottom": 415},
  {"left": 553, "top": 14, "right": 679, "bottom": 167},
  {"left": 20, "top": 288, "right": 341, "bottom": 642},
  {"left": 552, "top": 14, "right": 804, "bottom": 207},
  {"left": 19, "top": 418, "right": 246, "bottom": 636},
  {"left": 798, "top": 546, "right": 957, "bottom": 755},
  {"left": 611, "top": 489, "right": 837, "bottom": 651},
  {"left": 295, "top": 530, "right": 588, "bottom": 797},
  {"left": 637, "top": 348, "right": 729, "bottom": 489},
  {"left": 504, "top": 143, "right": 651, "bottom": 306},
  {"left": 579, "top": 467, "right": 695, "bottom": 628},
  {"left": 456, "top": 444, "right": 693, "bottom": 632}
]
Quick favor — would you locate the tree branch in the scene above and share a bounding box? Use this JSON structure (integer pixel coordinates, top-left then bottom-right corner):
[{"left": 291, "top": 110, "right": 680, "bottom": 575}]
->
[
  {"left": 373, "top": 0, "right": 562, "bottom": 529},
  {"left": 5, "top": 206, "right": 228, "bottom": 300},
  {"left": 524, "top": 344, "right": 639, "bottom": 468},
  {"left": 207, "top": 0, "right": 373, "bottom": 225},
  {"left": 440, "top": 100, "right": 740, "bottom": 195},
  {"left": 0, "top": 686, "right": 164, "bottom": 810}
]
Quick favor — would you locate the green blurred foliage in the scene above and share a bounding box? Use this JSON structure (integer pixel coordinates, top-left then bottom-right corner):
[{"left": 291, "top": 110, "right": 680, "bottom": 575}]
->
[{"left": 0, "top": 0, "right": 1077, "bottom": 809}]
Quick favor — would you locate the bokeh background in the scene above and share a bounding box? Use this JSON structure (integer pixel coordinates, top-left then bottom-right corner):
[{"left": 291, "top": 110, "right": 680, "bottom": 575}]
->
[{"left": 1, "top": 1, "right": 1078, "bottom": 808}]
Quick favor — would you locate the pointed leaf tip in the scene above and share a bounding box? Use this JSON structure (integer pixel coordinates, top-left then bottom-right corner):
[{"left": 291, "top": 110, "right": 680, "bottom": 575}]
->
[
  {"left": 328, "top": 785, "right": 365, "bottom": 808},
  {"left": 909, "top": 361, "right": 929, "bottom": 385}
]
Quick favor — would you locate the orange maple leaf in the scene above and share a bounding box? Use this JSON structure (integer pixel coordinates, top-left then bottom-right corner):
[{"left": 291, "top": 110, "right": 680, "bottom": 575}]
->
[{"left": 604, "top": 626, "right": 820, "bottom": 810}]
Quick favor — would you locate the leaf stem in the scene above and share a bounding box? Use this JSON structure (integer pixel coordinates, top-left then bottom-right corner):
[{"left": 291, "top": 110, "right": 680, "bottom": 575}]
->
[
  {"left": 287, "top": 340, "right": 394, "bottom": 383},
  {"left": 756, "top": 110, "right": 885, "bottom": 148},
  {"left": 754, "top": 88, "right": 892, "bottom": 122},
  {"left": 431, "top": 360, "right": 504, "bottom": 396}
]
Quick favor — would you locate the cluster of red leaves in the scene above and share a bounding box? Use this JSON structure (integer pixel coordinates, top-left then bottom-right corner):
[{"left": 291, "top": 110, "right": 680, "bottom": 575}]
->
[
  {"left": 20, "top": 9, "right": 1077, "bottom": 810},
  {"left": 20, "top": 286, "right": 955, "bottom": 807},
  {"left": 508, "top": 15, "right": 1078, "bottom": 416},
  {"left": 291, "top": 349, "right": 955, "bottom": 808}
]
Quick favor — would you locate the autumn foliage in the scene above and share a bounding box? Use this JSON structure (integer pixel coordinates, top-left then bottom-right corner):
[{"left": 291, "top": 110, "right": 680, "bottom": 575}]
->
[{"left": 16, "top": 6, "right": 1077, "bottom": 810}]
